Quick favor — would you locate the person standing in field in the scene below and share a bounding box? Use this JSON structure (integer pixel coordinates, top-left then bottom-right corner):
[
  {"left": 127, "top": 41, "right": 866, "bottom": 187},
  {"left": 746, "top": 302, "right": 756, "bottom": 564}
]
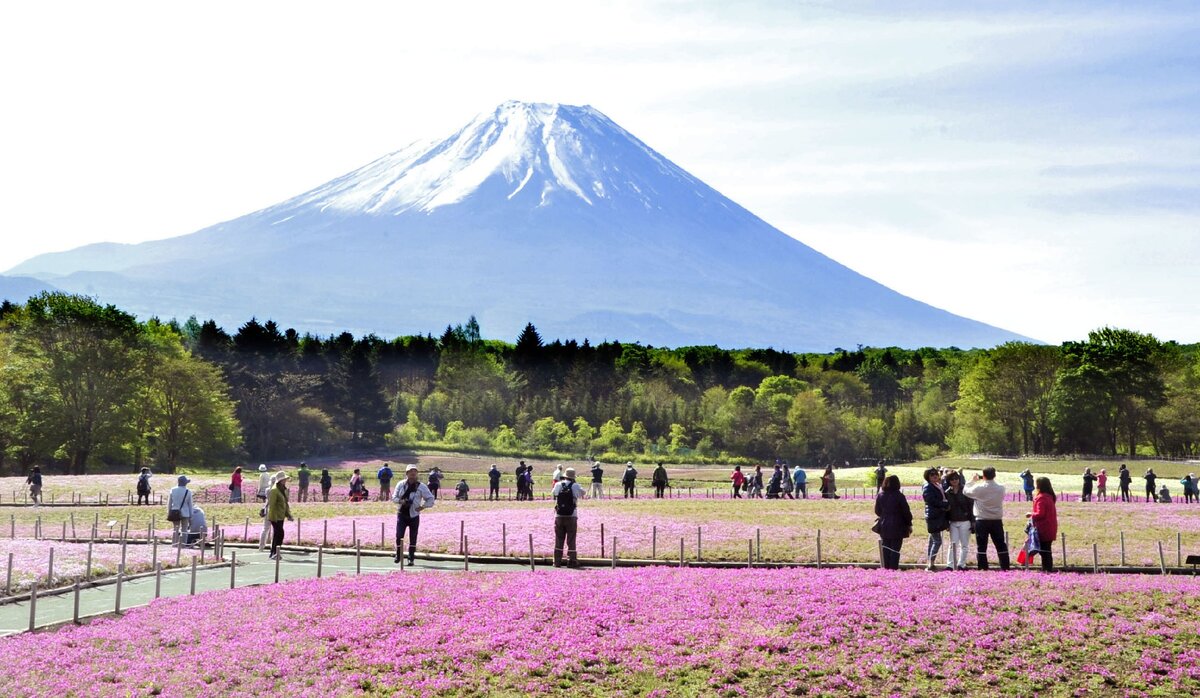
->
[
  {"left": 377, "top": 462, "right": 394, "bottom": 502},
  {"left": 295, "top": 462, "right": 310, "bottom": 503},
  {"left": 622, "top": 462, "right": 638, "bottom": 498},
  {"left": 1019, "top": 469, "right": 1035, "bottom": 501},
  {"left": 428, "top": 467, "right": 443, "bottom": 499},
  {"left": 515, "top": 461, "right": 528, "bottom": 501},
  {"left": 1026, "top": 477, "right": 1058, "bottom": 572},
  {"left": 167, "top": 475, "right": 194, "bottom": 548},
  {"left": 552, "top": 464, "right": 564, "bottom": 487},
  {"left": 489, "top": 464, "right": 502, "bottom": 500},
  {"left": 943, "top": 471, "right": 974, "bottom": 571},
  {"left": 731, "top": 466, "right": 745, "bottom": 499},
  {"left": 781, "top": 461, "right": 795, "bottom": 499},
  {"left": 1097, "top": 469, "right": 1108, "bottom": 501},
  {"left": 392, "top": 464, "right": 435, "bottom": 565},
  {"left": 965, "top": 467, "right": 1010, "bottom": 571},
  {"left": 551, "top": 467, "right": 586, "bottom": 568},
  {"left": 229, "top": 466, "right": 243, "bottom": 504},
  {"left": 1144, "top": 468, "right": 1158, "bottom": 502},
  {"left": 589, "top": 461, "right": 604, "bottom": 500},
  {"left": 348, "top": 468, "right": 366, "bottom": 501},
  {"left": 1081, "top": 468, "right": 1097, "bottom": 502},
  {"left": 922, "top": 468, "right": 950, "bottom": 571},
  {"left": 255, "top": 464, "right": 272, "bottom": 504},
  {"left": 792, "top": 464, "right": 807, "bottom": 499},
  {"left": 874, "top": 475, "right": 912, "bottom": 570},
  {"left": 652, "top": 462, "right": 669, "bottom": 498},
  {"left": 26, "top": 466, "right": 42, "bottom": 505},
  {"left": 874, "top": 461, "right": 888, "bottom": 494},
  {"left": 319, "top": 468, "right": 332, "bottom": 502},
  {"left": 821, "top": 465, "right": 837, "bottom": 499},
  {"left": 266, "top": 473, "right": 293, "bottom": 560},
  {"left": 136, "top": 467, "right": 152, "bottom": 506},
  {"left": 1181, "top": 473, "right": 1197, "bottom": 504},
  {"left": 1118, "top": 464, "right": 1132, "bottom": 502},
  {"left": 259, "top": 471, "right": 280, "bottom": 550}
]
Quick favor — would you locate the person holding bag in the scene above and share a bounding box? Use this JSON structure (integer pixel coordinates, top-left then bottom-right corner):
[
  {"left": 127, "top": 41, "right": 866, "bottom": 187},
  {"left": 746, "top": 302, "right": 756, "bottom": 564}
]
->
[
  {"left": 166, "top": 476, "right": 194, "bottom": 548},
  {"left": 874, "top": 475, "right": 912, "bottom": 570},
  {"left": 1026, "top": 477, "right": 1058, "bottom": 572}
]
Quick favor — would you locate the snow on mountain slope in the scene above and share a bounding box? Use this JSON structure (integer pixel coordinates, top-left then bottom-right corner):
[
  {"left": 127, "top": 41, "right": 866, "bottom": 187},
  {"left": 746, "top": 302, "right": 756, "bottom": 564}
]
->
[
  {"left": 3, "top": 101, "right": 1031, "bottom": 350},
  {"left": 275, "top": 101, "right": 729, "bottom": 221}
]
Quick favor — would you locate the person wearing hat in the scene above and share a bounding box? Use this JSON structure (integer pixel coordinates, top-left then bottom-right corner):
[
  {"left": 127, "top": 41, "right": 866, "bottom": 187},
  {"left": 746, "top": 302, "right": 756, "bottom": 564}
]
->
[
  {"left": 256, "top": 464, "right": 272, "bottom": 503},
  {"left": 167, "top": 475, "right": 194, "bottom": 548},
  {"left": 551, "top": 467, "right": 586, "bottom": 568},
  {"left": 392, "top": 465, "right": 435, "bottom": 564},
  {"left": 259, "top": 471, "right": 282, "bottom": 551},
  {"left": 589, "top": 460, "right": 604, "bottom": 500},
  {"left": 1118, "top": 463, "right": 1132, "bottom": 502},
  {"left": 266, "top": 472, "right": 294, "bottom": 560},
  {"left": 622, "top": 462, "right": 638, "bottom": 498},
  {"left": 488, "top": 464, "right": 502, "bottom": 500}
]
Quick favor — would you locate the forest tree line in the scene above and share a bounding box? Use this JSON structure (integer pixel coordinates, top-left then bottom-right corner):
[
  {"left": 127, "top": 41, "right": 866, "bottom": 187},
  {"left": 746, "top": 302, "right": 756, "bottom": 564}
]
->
[{"left": 2, "top": 292, "right": 1199, "bottom": 474}]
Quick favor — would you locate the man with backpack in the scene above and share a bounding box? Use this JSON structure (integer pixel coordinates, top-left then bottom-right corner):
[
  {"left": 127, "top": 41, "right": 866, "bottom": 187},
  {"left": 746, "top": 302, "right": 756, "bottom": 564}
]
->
[
  {"left": 136, "top": 467, "right": 152, "bottom": 505},
  {"left": 392, "top": 465, "right": 435, "bottom": 565},
  {"left": 622, "top": 462, "right": 638, "bottom": 498},
  {"left": 652, "top": 462, "right": 669, "bottom": 498},
  {"left": 26, "top": 466, "right": 43, "bottom": 505},
  {"left": 428, "top": 467, "right": 443, "bottom": 499},
  {"left": 377, "top": 463, "right": 394, "bottom": 502},
  {"left": 551, "top": 467, "right": 586, "bottom": 568}
]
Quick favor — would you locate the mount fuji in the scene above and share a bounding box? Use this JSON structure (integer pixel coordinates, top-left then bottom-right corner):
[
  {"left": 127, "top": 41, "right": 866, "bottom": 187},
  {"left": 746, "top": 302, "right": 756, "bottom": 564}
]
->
[{"left": 4, "top": 101, "right": 1028, "bottom": 350}]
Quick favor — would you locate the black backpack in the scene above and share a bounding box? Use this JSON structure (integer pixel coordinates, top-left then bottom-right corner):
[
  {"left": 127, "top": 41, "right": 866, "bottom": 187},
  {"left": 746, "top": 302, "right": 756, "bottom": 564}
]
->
[{"left": 555, "top": 480, "right": 576, "bottom": 516}]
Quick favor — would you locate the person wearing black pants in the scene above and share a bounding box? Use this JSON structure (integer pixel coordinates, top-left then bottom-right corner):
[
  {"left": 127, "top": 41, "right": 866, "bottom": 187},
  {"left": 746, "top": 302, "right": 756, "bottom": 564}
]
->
[
  {"left": 965, "top": 467, "right": 1010, "bottom": 571},
  {"left": 874, "top": 475, "right": 912, "bottom": 570},
  {"left": 1118, "top": 464, "right": 1131, "bottom": 502},
  {"left": 266, "top": 473, "right": 293, "bottom": 560},
  {"left": 393, "top": 465, "right": 435, "bottom": 564},
  {"left": 974, "top": 519, "right": 1010, "bottom": 571}
]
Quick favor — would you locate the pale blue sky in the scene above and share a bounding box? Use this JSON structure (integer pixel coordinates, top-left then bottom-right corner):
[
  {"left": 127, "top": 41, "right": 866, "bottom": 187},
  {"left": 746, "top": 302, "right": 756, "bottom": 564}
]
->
[{"left": 1, "top": 1, "right": 1197, "bottom": 343}]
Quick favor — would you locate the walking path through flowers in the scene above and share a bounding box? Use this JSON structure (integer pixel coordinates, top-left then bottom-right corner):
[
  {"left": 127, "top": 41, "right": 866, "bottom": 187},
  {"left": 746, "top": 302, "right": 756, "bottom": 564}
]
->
[{"left": 0, "top": 547, "right": 530, "bottom": 636}]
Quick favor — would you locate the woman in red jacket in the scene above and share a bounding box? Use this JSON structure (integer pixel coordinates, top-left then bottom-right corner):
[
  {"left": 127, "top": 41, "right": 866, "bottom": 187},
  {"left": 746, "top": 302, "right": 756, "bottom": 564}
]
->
[{"left": 1026, "top": 477, "right": 1058, "bottom": 572}]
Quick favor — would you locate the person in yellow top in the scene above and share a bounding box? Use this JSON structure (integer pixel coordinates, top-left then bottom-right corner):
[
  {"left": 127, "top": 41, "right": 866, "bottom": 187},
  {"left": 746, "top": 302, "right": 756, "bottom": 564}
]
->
[{"left": 267, "top": 473, "right": 294, "bottom": 560}]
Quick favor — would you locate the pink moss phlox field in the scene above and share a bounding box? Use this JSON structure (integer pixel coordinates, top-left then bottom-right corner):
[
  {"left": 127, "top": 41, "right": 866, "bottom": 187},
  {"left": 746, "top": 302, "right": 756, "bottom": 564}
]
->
[
  {"left": 0, "top": 540, "right": 191, "bottom": 592},
  {"left": 2, "top": 567, "right": 1199, "bottom": 696}
]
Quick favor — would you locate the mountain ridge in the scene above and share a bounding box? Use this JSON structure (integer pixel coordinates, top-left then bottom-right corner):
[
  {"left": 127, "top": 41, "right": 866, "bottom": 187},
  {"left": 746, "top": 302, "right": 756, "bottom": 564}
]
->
[{"left": 4, "top": 101, "right": 1031, "bottom": 350}]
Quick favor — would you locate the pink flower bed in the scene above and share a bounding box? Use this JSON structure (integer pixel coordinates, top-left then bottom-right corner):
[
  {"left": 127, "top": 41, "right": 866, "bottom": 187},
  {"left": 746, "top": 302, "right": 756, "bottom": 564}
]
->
[
  {"left": 1, "top": 567, "right": 1198, "bottom": 696},
  {"left": 0, "top": 540, "right": 192, "bottom": 593}
]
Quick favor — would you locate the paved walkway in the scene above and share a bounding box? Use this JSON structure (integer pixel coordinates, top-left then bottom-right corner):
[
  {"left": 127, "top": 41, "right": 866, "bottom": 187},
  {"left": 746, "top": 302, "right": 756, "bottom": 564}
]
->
[{"left": 0, "top": 547, "right": 530, "bottom": 636}]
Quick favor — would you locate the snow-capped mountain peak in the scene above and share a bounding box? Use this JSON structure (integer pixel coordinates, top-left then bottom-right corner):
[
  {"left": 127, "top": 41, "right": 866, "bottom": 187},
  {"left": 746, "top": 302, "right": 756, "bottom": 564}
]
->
[{"left": 285, "top": 101, "right": 705, "bottom": 217}]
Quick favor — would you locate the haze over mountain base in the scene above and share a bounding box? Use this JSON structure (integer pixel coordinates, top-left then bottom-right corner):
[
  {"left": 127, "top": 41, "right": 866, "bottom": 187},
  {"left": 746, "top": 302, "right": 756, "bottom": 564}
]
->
[{"left": 3, "top": 102, "right": 1029, "bottom": 350}]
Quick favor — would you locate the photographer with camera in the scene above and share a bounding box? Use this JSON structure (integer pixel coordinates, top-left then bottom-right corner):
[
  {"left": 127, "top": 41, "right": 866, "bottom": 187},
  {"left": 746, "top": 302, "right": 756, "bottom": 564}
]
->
[{"left": 964, "top": 467, "right": 1010, "bottom": 571}]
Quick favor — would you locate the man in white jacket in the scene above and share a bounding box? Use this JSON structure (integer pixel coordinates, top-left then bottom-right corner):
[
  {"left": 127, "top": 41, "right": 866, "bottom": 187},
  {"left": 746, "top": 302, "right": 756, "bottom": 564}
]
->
[
  {"left": 964, "top": 467, "right": 1010, "bottom": 570},
  {"left": 392, "top": 465, "right": 436, "bottom": 565}
]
